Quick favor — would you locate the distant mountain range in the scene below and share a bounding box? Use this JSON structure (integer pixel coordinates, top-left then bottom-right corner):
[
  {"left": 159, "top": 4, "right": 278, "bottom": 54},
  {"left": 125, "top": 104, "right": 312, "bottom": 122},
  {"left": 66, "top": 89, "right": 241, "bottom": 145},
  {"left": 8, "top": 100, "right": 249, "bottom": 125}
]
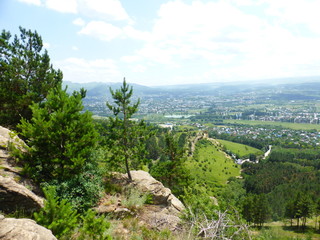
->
[{"left": 63, "top": 76, "right": 320, "bottom": 100}]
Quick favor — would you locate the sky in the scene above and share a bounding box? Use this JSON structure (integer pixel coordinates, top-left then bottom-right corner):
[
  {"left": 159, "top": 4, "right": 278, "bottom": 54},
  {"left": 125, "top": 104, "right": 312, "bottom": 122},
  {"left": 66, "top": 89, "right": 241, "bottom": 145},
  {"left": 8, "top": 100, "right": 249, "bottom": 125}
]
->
[{"left": 1, "top": 0, "right": 320, "bottom": 86}]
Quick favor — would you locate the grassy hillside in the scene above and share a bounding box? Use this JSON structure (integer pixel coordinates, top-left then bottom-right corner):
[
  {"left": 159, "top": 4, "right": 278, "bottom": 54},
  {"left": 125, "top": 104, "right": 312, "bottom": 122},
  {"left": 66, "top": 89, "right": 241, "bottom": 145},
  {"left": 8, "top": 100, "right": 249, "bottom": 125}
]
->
[
  {"left": 217, "top": 139, "right": 263, "bottom": 158},
  {"left": 224, "top": 119, "right": 320, "bottom": 131},
  {"left": 186, "top": 139, "right": 240, "bottom": 187}
]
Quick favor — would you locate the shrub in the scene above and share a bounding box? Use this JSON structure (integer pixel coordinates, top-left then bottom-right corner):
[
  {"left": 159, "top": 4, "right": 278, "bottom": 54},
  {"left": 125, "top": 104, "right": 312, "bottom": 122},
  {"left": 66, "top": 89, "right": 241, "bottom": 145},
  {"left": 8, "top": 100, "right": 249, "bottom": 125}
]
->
[
  {"left": 34, "top": 186, "right": 79, "bottom": 239},
  {"left": 77, "top": 209, "right": 111, "bottom": 240},
  {"left": 51, "top": 159, "right": 104, "bottom": 212}
]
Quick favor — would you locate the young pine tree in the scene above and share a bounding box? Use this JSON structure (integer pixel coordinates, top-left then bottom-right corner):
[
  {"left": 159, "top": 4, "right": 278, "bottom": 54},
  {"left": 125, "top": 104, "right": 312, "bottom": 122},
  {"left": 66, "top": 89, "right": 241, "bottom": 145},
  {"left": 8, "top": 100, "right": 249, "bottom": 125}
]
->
[
  {"left": 106, "top": 78, "right": 151, "bottom": 181},
  {"left": 17, "top": 87, "right": 99, "bottom": 182}
]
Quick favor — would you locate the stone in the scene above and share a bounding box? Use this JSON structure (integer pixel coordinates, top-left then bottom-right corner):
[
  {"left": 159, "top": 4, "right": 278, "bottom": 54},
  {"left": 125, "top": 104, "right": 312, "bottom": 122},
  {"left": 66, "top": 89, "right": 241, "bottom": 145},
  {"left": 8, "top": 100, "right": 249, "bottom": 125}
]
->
[
  {"left": 111, "top": 170, "right": 185, "bottom": 231},
  {"left": 112, "top": 170, "right": 185, "bottom": 211},
  {"left": 0, "top": 215, "right": 57, "bottom": 240},
  {"left": 0, "top": 126, "right": 26, "bottom": 151},
  {"left": 0, "top": 175, "right": 44, "bottom": 214},
  {"left": 138, "top": 205, "right": 182, "bottom": 231}
]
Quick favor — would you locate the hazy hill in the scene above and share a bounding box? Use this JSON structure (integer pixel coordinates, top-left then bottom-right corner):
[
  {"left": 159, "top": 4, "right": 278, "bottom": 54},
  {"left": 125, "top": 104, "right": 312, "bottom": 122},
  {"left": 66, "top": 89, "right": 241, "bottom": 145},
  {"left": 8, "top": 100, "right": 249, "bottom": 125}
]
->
[{"left": 63, "top": 76, "right": 320, "bottom": 100}]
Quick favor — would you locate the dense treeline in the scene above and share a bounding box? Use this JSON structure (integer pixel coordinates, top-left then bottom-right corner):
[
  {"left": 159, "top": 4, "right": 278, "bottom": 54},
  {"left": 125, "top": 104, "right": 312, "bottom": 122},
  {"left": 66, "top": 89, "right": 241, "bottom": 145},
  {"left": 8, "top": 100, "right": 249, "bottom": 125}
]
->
[
  {"left": 241, "top": 156, "right": 320, "bottom": 226},
  {"left": 268, "top": 147, "right": 320, "bottom": 169}
]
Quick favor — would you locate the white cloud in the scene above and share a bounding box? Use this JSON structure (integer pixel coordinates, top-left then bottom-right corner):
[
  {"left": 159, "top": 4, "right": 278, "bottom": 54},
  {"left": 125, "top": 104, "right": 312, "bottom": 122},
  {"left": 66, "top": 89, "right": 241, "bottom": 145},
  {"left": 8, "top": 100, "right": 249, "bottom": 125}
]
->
[
  {"left": 45, "top": 0, "right": 77, "bottom": 13},
  {"left": 17, "top": 0, "right": 41, "bottom": 6},
  {"left": 18, "top": 0, "right": 130, "bottom": 23},
  {"left": 78, "top": 21, "right": 123, "bottom": 41},
  {"left": 125, "top": 1, "right": 264, "bottom": 67},
  {"left": 73, "top": 17, "right": 85, "bottom": 26},
  {"left": 78, "top": 0, "right": 131, "bottom": 22},
  {"left": 123, "top": 26, "right": 152, "bottom": 41},
  {"left": 72, "top": 46, "right": 79, "bottom": 51},
  {"left": 265, "top": 0, "right": 320, "bottom": 35},
  {"left": 56, "top": 57, "right": 121, "bottom": 83}
]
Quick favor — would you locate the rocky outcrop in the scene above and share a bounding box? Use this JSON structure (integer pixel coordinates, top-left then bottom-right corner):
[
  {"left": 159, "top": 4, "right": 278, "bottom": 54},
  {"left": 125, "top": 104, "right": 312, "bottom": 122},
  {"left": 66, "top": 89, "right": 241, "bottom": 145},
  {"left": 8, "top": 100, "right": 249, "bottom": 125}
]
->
[
  {"left": 0, "top": 175, "right": 44, "bottom": 213},
  {"left": 0, "top": 126, "right": 26, "bottom": 151},
  {"left": 0, "top": 215, "right": 57, "bottom": 240},
  {"left": 0, "top": 126, "right": 43, "bottom": 213},
  {"left": 110, "top": 170, "right": 185, "bottom": 231},
  {"left": 112, "top": 170, "right": 185, "bottom": 213}
]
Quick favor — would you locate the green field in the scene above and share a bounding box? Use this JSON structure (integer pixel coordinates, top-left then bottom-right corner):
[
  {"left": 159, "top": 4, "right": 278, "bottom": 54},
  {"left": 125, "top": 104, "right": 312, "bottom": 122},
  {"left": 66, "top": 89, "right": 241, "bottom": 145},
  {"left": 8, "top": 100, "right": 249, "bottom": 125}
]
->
[
  {"left": 255, "top": 221, "right": 320, "bottom": 240},
  {"left": 223, "top": 120, "right": 320, "bottom": 131},
  {"left": 217, "top": 139, "right": 263, "bottom": 158},
  {"left": 186, "top": 139, "right": 240, "bottom": 186}
]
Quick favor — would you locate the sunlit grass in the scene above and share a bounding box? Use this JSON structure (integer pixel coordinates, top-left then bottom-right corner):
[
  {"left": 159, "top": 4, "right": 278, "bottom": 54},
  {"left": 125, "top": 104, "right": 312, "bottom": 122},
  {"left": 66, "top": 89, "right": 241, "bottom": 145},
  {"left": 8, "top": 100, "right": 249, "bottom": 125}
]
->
[
  {"left": 223, "top": 120, "right": 320, "bottom": 131},
  {"left": 186, "top": 139, "right": 240, "bottom": 186},
  {"left": 217, "top": 139, "right": 263, "bottom": 158}
]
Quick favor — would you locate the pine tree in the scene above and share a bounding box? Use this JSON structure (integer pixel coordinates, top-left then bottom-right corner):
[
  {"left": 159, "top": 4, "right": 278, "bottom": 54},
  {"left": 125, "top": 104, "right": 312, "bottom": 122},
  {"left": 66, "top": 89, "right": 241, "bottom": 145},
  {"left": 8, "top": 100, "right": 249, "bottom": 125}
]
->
[
  {"left": 106, "top": 78, "right": 150, "bottom": 181},
  {"left": 150, "top": 132, "right": 191, "bottom": 196},
  {"left": 0, "top": 27, "right": 62, "bottom": 128},
  {"left": 34, "top": 186, "right": 79, "bottom": 239},
  {"left": 17, "top": 87, "right": 98, "bottom": 182}
]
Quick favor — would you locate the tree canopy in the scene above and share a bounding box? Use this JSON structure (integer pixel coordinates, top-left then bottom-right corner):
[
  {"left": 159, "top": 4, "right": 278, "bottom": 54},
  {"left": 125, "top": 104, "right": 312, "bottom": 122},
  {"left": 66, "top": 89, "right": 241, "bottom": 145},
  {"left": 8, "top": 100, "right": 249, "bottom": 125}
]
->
[
  {"left": 0, "top": 27, "right": 62, "bottom": 128},
  {"left": 17, "top": 87, "right": 98, "bottom": 182}
]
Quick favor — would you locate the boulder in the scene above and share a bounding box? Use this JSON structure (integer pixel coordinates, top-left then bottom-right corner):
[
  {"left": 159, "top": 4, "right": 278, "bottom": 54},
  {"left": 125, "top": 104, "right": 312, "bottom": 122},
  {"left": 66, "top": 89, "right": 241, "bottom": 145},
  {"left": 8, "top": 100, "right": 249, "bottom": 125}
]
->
[
  {"left": 111, "top": 170, "right": 185, "bottom": 231},
  {"left": 0, "top": 215, "right": 57, "bottom": 240},
  {"left": 0, "top": 175, "right": 44, "bottom": 214},
  {"left": 112, "top": 170, "right": 185, "bottom": 213},
  {"left": 138, "top": 205, "right": 183, "bottom": 231},
  {"left": 0, "top": 126, "right": 26, "bottom": 151}
]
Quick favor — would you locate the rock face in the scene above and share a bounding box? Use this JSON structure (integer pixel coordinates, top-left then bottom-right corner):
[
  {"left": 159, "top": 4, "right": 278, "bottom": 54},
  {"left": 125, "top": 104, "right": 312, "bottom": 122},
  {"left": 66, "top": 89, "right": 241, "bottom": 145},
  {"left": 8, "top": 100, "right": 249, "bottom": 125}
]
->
[
  {"left": 0, "top": 215, "right": 57, "bottom": 240},
  {"left": 0, "top": 126, "right": 26, "bottom": 151},
  {"left": 0, "top": 126, "right": 43, "bottom": 213},
  {"left": 0, "top": 175, "right": 44, "bottom": 213},
  {"left": 111, "top": 170, "right": 185, "bottom": 231}
]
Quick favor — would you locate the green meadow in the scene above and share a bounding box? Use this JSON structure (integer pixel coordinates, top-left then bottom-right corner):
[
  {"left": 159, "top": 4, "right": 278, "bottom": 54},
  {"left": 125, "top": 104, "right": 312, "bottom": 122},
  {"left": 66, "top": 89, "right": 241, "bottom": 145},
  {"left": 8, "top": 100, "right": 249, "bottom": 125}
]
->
[
  {"left": 223, "top": 119, "right": 320, "bottom": 131},
  {"left": 186, "top": 139, "right": 240, "bottom": 186},
  {"left": 217, "top": 139, "right": 263, "bottom": 158}
]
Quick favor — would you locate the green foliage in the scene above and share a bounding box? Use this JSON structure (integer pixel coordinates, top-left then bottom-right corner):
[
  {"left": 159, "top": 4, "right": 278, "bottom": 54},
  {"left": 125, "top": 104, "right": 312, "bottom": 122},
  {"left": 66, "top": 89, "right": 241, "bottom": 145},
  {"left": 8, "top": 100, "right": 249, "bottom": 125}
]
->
[
  {"left": 182, "top": 183, "right": 218, "bottom": 219},
  {"left": 34, "top": 186, "right": 79, "bottom": 239},
  {"left": 50, "top": 159, "right": 104, "bottom": 211},
  {"left": 77, "top": 209, "right": 111, "bottom": 240},
  {"left": 219, "top": 177, "right": 246, "bottom": 209},
  {"left": 241, "top": 194, "right": 270, "bottom": 227},
  {"left": 187, "top": 138, "right": 240, "bottom": 186},
  {"left": 106, "top": 78, "right": 152, "bottom": 180},
  {"left": 150, "top": 132, "right": 192, "bottom": 196},
  {"left": 17, "top": 87, "right": 98, "bottom": 182},
  {"left": 34, "top": 186, "right": 111, "bottom": 240},
  {"left": 0, "top": 27, "right": 62, "bottom": 128}
]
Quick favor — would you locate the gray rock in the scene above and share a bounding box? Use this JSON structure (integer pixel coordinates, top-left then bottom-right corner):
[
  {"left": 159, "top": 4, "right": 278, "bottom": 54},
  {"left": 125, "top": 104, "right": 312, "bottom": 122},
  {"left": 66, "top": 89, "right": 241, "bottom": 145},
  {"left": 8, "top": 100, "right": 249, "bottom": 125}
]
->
[
  {"left": 111, "top": 170, "right": 185, "bottom": 231},
  {"left": 0, "top": 215, "right": 57, "bottom": 240},
  {"left": 0, "top": 126, "right": 26, "bottom": 151},
  {"left": 112, "top": 170, "right": 185, "bottom": 212},
  {"left": 138, "top": 205, "right": 183, "bottom": 231},
  {"left": 0, "top": 175, "right": 44, "bottom": 213}
]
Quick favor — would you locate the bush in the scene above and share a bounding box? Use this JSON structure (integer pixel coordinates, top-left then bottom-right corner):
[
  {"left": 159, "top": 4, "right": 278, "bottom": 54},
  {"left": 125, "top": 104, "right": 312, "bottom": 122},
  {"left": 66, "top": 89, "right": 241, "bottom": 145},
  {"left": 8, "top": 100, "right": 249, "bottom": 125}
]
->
[
  {"left": 34, "top": 186, "right": 79, "bottom": 239},
  {"left": 50, "top": 160, "right": 104, "bottom": 212},
  {"left": 34, "top": 186, "right": 112, "bottom": 240},
  {"left": 77, "top": 209, "right": 111, "bottom": 240}
]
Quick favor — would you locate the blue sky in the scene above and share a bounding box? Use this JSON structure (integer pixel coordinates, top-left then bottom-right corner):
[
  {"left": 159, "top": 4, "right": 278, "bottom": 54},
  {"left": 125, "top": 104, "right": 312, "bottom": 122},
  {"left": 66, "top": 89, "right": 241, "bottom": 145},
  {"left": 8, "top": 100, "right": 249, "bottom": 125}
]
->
[{"left": 1, "top": 0, "right": 320, "bottom": 86}]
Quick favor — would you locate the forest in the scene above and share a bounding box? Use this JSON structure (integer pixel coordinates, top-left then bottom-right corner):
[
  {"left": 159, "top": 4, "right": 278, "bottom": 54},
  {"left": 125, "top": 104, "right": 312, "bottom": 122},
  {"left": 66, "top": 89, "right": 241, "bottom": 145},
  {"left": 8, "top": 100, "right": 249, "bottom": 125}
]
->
[{"left": 1, "top": 27, "right": 320, "bottom": 240}]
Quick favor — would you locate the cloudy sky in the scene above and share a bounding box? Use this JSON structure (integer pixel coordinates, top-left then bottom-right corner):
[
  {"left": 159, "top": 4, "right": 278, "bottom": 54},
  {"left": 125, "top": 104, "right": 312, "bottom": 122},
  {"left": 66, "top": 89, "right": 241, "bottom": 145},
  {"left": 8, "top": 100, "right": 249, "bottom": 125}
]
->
[{"left": 1, "top": 0, "right": 320, "bottom": 86}]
